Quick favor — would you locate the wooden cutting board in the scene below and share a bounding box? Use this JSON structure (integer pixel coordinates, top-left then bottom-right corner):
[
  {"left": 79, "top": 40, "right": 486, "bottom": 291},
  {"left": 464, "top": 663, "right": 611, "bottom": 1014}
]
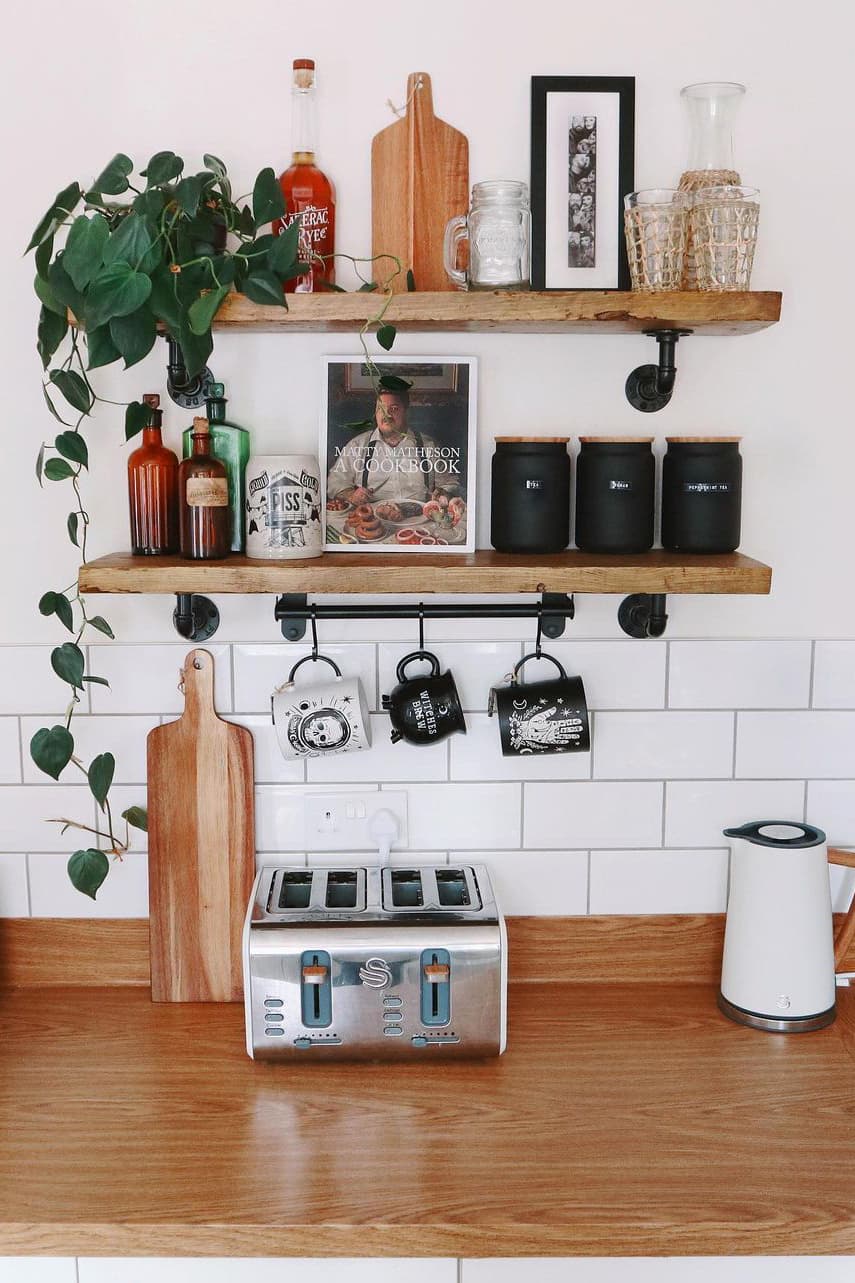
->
[
  {"left": 372, "top": 72, "right": 469, "bottom": 292},
  {"left": 146, "top": 648, "right": 255, "bottom": 1002}
]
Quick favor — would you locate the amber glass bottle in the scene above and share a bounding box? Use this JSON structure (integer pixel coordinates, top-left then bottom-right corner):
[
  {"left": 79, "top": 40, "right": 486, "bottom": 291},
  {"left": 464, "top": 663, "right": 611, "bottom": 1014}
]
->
[
  {"left": 275, "top": 58, "right": 336, "bottom": 292},
  {"left": 178, "top": 418, "right": 230, "bottom": 560},
  {"left": 127, "top": 394, "right": 179, "bottom": 556}
]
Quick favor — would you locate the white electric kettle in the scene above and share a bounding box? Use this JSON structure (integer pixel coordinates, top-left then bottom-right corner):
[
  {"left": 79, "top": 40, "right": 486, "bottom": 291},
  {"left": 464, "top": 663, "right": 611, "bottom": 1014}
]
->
[{"left": 719, "top": 821, "right": 836, "bottom": 1033}]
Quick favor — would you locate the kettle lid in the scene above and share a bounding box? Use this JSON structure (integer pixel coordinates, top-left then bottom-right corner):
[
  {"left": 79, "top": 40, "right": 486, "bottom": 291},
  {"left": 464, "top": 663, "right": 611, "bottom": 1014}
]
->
[{"left": 722, "top": 820, "right": 826, "bottom": 848}]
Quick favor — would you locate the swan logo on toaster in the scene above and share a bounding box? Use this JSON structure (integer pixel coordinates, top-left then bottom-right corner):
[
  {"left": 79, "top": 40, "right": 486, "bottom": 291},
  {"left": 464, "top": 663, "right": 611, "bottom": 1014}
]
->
[{"left": 358, "top": 957, "right": 393, "bottom": 989}]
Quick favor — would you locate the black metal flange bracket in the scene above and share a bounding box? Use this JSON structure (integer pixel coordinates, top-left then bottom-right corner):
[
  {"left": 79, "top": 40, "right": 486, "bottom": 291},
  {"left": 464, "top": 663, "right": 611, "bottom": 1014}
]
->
[
  {"left": 165, "top": 335, "right": 216, "bottom": 410},
  {"left": 273, "top": 593, "right": 576, "bottom": 642},
  {"left": 618, "top": 593, "right": 668, "bottom": 638},
  {"left": 173, "top": 593, "right": 220, "bottom": 641},
  {"left": 625, "top": 329, "right": 693, "bottom": 413}
]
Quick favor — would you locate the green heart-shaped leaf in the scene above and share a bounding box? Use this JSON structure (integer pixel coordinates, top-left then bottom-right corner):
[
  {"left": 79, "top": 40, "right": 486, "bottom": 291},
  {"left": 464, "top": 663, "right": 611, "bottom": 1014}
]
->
[
  {"left": 188, "top": 286, "right": 230, "bottom": 335},
  {"left": 68, "top": 849, "right": 110, "bottom": 900},
  {"left": 124, "top": 399, "right": 155, "bottom": 441},
  {"left": 37, "top": 306, "right": 68, "bottom": 370},
  {"left": 88, "top": 752, "right": 115, "bottom": 809},
  {"left": 376, "top": 324, "right": 397, "bottom": 352},
  {"left": 122, "top": 805, "right": 148, "bottom": 832},
  {"left": 141, "top": 150, "right": 184, "bottom": 185},
  {"left": 242, "top": 270, "right": 286, "bottom": 307},
  {"left": 55, "top": 431, "right": 88, "bottom": 469},
  {"left": 103, "top": 214, "right": 161, "bottom": 275},
  {"left": 51, "top": 641, "right": 85, "bottom": 688},
  {"left": 86, "top": 325, "right": 121, "bottom": 370},
  {"left": 110, "top": 306, "right": 157, "bottom": 368},
  {"left": 86, "top": 264, "right": 152, "bottom": 331},
  {"left": 252, "top": 167, "right": 286, "bottom": 227},
  {"left": 30, "top": 725, "right": 74, "bottom": 781},
  {"left": 92, "top": 153, "right": 133, "bottom": 196},
  {"left": 268, "top": 220, "right": 301, "bottom": 275},
  {"left": 43, "top": 457, "right": 75, "bottom": 481},
  {"left": 26, "top": 181, "right": 82, "bottom": 253},
  {"left": 49, "top": 369, "right": 93, "bottom": 415},
  {"left": 63, "top": 214, "right": 110, "bottom": 291},
  {"left": 67, "top": 511, "right": 80, "bottom": 547},
  {"left": 88, "top": 615, "right": 114, "bottom": 639}
]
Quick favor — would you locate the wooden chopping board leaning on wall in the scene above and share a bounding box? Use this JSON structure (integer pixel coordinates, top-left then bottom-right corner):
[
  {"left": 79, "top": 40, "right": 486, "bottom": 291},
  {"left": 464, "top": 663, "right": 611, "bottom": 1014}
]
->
[
  {"left": 147, "top": 647, "right": 255, "bottom": 1002},
  {"left": 372, "top": 72, "right": 469, "bottom": 292}
]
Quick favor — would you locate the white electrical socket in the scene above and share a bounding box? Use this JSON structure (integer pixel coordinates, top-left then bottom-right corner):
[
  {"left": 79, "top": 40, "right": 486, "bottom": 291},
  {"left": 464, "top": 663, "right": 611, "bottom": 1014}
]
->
[{"left": 304, "top": 791, "right": 408, "bottom": 852}]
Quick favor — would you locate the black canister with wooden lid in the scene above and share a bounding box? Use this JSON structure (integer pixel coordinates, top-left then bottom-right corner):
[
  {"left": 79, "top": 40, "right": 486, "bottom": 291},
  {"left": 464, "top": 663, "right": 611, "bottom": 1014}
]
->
[
  {"left": 574, "top": 437, "right": 655, "bottom": 553},
  {"left": 661, "top": 437, "right": 742, "bottom": 552},
  {"left": 491, "top": 437, "right": 571, "bottom": 553}
]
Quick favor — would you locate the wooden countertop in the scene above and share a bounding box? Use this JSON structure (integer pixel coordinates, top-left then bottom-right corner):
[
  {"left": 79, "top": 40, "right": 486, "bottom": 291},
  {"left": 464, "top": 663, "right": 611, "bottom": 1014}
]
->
[{"left": 3, "top": 979, "right": 855, "bottom": 1258}]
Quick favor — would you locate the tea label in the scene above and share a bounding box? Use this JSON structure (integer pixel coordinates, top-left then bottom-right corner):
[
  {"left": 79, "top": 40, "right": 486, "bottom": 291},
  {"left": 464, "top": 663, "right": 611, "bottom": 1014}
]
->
[
  {"left": 682, "top": 481, "right": 731, "bottom": 494},
  {"left": 186, "top": 477, "right": 228, "bottom": 507}
]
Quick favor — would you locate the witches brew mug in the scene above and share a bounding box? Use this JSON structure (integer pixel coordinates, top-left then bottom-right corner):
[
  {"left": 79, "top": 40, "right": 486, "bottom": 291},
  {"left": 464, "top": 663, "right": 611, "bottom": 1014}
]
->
[{"left": 489, "top": 652, "right": 590, "bottom": 756}]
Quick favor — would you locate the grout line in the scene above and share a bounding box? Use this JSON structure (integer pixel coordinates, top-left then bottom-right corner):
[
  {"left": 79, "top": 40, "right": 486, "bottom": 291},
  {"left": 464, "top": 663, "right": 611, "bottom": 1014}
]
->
[
  {"left": 586, "top": 850, "right": 591, "bottom": 914},
  {"left": 664, "top": 638, "right": 671, "bottom": 709},
  {"left": 519, "top": 781, "right": 525, "bottom": 847},
  {"left": 661, "top": 781, "right": 667, "bottom": 846},
  {"left": 803, "top": 778, "right": 809, "bottom": 823},
  {"left": 229, "top": 641, "right": 237, "bottom": 714},
  {"left": 731, "top": 710, "right": 738, "bottom": 779},
  {"left": 809, "top": 639, "right": 817, "bottom": 708},
  {"left": 16, "top": 715, "right": 25, "bottom": 785},
  {"left": 24, "top": 854, "right": 33, "bottom": 917}
]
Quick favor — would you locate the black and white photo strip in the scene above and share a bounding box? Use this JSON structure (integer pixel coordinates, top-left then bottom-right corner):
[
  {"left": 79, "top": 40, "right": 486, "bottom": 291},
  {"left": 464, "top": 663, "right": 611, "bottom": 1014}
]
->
[{"left": 568, "top": 114, "right": 596, "bottom": 268}]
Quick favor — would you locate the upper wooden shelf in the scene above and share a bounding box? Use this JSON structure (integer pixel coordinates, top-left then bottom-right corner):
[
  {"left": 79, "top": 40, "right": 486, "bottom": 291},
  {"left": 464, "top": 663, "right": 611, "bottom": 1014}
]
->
[
  {"left": 78, "top": 550, "right": 772, "bottom": 596},
  {"left": 212, "top": 289, "right": 782, "bottom": 336}
]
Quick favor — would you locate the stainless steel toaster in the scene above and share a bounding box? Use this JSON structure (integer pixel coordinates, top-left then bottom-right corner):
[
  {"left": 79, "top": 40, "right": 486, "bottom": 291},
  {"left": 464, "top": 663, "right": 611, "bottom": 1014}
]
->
[{"left": 243, "top": 864, "right": 507, "bottom": 1060}]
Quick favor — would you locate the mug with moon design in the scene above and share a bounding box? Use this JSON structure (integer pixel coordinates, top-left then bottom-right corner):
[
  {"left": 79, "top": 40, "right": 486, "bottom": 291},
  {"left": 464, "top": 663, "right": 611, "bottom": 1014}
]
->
[
  {"left": 272, "top": 654, "right": 371, "bottom": 759},
  {"left": 488, "top": 652, "right": 590, "bottom": 756}
]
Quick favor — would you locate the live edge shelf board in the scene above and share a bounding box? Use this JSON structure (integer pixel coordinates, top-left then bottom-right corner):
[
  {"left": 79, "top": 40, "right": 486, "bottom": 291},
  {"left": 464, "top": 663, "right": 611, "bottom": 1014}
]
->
[
  {"left": 211, "top": 289, "right": 782, "bottom": 335},
  {"left": 78, "top": 550, "right": 772, "bottom": 596}
]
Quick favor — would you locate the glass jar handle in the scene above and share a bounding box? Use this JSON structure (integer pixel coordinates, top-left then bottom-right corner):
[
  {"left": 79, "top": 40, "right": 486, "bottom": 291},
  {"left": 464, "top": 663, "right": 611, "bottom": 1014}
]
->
[{"left": 443, "top": 214, "right": 469, "bottom": 289}]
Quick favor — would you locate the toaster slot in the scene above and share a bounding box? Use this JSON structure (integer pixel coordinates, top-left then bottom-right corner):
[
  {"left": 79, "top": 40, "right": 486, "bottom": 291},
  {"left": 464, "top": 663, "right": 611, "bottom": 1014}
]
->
[
  {"left": 389, "top": 869, "right": 424, "bottom": 908},
  {"left": 278, "top": 871, "right": 313, "bottom": 910},
  {"left": 300, "top": 950, "right": 332, "bottom": 1028},
  {"left": 435, "top": 869, "right": 471, "bottom": 907},
  {"left": 325, "top": 870, "right": 359, "bottom": 909}
]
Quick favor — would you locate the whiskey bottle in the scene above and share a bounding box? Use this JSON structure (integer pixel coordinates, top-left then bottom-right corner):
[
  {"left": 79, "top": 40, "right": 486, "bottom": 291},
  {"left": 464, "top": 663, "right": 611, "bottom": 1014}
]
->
[
  {"left": 275, "top": 58, "right": 336, "bottom": 292},
  {"left": 182, "top": 383, "right": 250, "bottom": 552},
  {"left": 178, "top": 418, "right": 230, "bottom": 560},
  {"left": 127, "top": 393, "right": 179, "bottom": 556}
]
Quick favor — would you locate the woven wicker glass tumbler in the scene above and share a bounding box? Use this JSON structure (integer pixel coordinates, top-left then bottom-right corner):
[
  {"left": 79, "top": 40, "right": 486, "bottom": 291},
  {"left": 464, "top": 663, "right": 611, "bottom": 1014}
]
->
[
  {"left": 623, "top": 190, "right": 691, "bottom": 292},
  {"left": 690, "top": 185, "right": 759, "bottom": 290}
]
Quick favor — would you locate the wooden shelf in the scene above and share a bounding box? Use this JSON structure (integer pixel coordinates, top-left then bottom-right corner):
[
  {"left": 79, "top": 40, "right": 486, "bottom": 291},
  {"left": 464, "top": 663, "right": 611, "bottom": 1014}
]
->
[
  {"left": 2, "top": 971, "right": 854, "bottom": 1256},
  {"left": 212, "top": 289, "right": 782, "bottom": 335},
  {"left": 78, "top": 550, "right": 772, "bottom": 597}
]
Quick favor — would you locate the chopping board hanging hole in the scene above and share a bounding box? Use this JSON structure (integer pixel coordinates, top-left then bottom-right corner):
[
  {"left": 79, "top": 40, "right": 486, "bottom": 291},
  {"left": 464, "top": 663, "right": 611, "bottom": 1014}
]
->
[
  {"left": 372, "top": 72, "right": 469, "bottom": 293},
  {"left": 147, "top": 647, "right": 255, "bottom": 1003}
]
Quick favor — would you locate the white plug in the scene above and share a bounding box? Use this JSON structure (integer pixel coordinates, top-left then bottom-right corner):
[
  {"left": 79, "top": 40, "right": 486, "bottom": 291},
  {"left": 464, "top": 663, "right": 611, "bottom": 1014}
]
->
[{"left": 367, "top": 807, "right": 400, "bottom": 864}]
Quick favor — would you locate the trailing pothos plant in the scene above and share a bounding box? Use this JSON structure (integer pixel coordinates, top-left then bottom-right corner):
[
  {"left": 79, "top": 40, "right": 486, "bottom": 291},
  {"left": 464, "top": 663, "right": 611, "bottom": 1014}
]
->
[{"left": 27, "top": 149, "right": 404, "bottom": 900}]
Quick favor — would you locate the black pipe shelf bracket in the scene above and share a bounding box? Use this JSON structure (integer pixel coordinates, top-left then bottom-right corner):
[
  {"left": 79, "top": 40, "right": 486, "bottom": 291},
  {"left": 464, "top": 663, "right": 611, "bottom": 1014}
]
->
[
  {"left": 625, "top": 328, "right": 693, "bottom": 413},
  {"left": 618, "top": 593, "right": 668, "bottom": 639},
  {"left": 273, "top": 593, "right": 576, "bottom": 643},
  {"left": 173, "top": 593, "right": 221, "bottom": 642},
  {"left": 164, "top": 335, "right": 216, "bottom": 410}
]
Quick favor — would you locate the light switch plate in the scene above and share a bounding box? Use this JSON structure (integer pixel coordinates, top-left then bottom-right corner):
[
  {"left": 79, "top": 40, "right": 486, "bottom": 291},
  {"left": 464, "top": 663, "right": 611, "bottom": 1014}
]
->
[{"left": 304, "top": 791, "right": 408, "bottom": 851}]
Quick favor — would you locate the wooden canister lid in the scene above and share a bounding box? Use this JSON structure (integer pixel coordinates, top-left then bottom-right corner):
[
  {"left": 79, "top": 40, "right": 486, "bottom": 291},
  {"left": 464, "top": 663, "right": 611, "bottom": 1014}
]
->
[
  {"left": 578, "top": 436, "right": 654, "bottom": 444},
  {"left": 665, "top": 436, "right": 742, "bottom": 443},
  {"left": 495, "top": 436, "right": 570, "bottom": 443}
]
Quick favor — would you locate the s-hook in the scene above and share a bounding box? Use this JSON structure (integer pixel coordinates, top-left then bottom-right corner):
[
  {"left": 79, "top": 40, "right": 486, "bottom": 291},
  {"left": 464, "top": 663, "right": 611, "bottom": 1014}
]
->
[
  {"left": 534, "top": 604, "right": 544, "bottom": 659},
  {"left": 309, "top": 608, "right": 319, "bottom": 661},
  {"left": 418, "top": 603, "right": 425, "bottom": 652},
  {"left": 625, "top": 329, "right": 693, "bottom": 413}
]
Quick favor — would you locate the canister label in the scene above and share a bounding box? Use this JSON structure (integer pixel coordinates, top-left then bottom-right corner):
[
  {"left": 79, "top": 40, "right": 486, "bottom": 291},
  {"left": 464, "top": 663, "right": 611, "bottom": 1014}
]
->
[{"left": 683, "top": 481, "right": 731, "bottom": 494}]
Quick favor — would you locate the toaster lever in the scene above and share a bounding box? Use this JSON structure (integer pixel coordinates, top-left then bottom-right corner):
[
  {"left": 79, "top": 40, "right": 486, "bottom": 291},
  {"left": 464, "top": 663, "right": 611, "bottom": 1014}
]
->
[
  {"left": 302, "top": 964, "right": 329, "bottom": 984},
  {"left": 423, "top": 963, "right": 450, "bottom": 983}
]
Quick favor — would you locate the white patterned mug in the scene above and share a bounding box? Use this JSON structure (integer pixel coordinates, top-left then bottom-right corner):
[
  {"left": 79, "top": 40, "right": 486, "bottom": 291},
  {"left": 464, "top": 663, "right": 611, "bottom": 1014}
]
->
[
  {"left": 272, "top": 654, "right": 371, "bottom": 759},
  {"left": 245, "top": 454, "right": 323, "bottom": 559}
]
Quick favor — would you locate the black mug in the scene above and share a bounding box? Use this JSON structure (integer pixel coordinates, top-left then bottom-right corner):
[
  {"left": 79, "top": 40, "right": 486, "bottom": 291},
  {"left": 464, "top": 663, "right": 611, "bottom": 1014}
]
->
[
  {"left": 382, "top": 650, "right": 467, "bottom": 745},
  {"left": 489, "top": 652, "right": 590, "bottom": 756}
]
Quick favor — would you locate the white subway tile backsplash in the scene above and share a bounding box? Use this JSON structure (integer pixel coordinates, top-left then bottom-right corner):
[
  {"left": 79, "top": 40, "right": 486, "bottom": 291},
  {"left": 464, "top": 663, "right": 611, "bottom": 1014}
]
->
[
  {"left": 0, "top": 854, "right": 30, "bottom": 915},
  {"left": 0, "top": 786, "right": 94, "bottom": 852},
  {"left": 590, "top": 848, "right": 729, "bottom": 913},
  {"left": 545, "top": 640, "right": 667, "bottom": 709},
  {"left": 255, "top": 785, "right": 379, "bottom": 853},
  {"left": 813, "top": 641, "right": 855, "bottom": 708},
  {"left": 0, "top": 646, "right": 83, "bottom": 715},
  {"left": 309, "top": 850, "right": 445, "bottom": 868},
  {"left": 22, "top": 715, "right": 157, "bottom": 785},
  {"left": 593, "top": 711, "right": 734, "bottom": 779},
  {"left": 461, "top": 849, "right": 588, "bottom": 914},
  {"left": 88, "top": 644, "right": 232, "bottom": 715},
  {"left": 450, "top": 715, "right": 590, "bottom": 781},
  {"left": 226, "top": 715, "right": 305, "bottom": 784},
  {"left": 307, "top": 715, "right": 447, "bottom": 783},
  {"left": 234, "top": 643, "right": 378, "bottom": 712},
  {"left": 669, "top": 640, "right": 812, "bottom": 709},
  {"left": 736, "top": 712, "right": 855, "bottom": 778},
  {"left": 0, "top": 718, "right": 20, "bottom": 783},
  {"left": 806, "top": 781, "right": 855, "bottom": 845},
  {"left": 29, "top": 851, "right": 148, "bottom": 917},
  {"left": 378, "top": 642, "right": 521, "bottom": 712},
  {"left": 405, "top": 783, "right": 521, "bottom": 849},
  {"left": 0, "top": 1261, "right": 77, "bottom": 1283},
  {"left": 665, "top": 780, "right": 805, "bottom": 847},
  {"left": 525, "top": 782, "right": 663, "bottom": 849},
  {"left": 79, "top": 1261, "right": 456, "bottom": 1283}
]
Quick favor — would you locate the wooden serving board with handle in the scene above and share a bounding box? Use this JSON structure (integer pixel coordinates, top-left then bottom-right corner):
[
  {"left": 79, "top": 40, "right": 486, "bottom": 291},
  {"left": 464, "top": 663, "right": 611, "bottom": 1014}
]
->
[
  {"left": 146, "top": 648, "right": 255, "bottom": 1002},
  {"left": 372, "top": 72, "right": 469, "bottom": 292}
]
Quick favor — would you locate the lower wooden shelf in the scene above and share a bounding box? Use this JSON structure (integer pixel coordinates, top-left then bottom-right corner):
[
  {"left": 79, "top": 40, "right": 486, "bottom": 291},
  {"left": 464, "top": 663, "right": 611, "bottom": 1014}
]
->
[{"left": 78, "top": 549, "right": 772, "bottom": 596}]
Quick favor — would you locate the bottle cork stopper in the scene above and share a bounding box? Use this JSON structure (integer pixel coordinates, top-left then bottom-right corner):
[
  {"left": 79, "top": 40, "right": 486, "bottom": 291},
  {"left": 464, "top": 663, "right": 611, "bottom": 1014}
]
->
[
  {"left": 142, "top": 393, "right": 160, "bottom": 409},
  {"left": 293, "top": 58, "right": 315, "bottom": 69},
  {"left": 192, "top": 416, "right": 210, "bottom": 434}
]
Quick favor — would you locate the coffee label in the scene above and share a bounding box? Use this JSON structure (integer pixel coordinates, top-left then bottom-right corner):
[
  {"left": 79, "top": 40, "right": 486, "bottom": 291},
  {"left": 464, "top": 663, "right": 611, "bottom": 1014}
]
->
[
  {"left": 608, "top": 479, "right": 634, "bottom": 492},
  {"left": 186, "top": 477, "right": 228, "bottom": 507}
]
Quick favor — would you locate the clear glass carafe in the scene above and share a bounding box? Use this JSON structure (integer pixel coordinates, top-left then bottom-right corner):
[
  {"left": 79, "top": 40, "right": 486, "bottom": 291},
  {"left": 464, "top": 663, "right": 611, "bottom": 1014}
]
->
[
  {"left": 678, "top": 82, "right": 745, "bottom": 287},
  {"left": 444, "top": 180, "right": 531, "bottom": 291}
]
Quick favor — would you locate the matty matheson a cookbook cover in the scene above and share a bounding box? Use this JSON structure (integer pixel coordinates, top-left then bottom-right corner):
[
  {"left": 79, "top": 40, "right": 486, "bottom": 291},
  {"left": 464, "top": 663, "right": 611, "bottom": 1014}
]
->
[{"left": 321, "top": 357, "right": 478, "bottom": 553}]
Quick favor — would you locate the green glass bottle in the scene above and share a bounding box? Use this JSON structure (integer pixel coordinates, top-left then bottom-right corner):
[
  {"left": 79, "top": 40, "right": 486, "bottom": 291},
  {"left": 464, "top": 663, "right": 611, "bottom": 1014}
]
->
[{"left": 182, "top": 383, "right": 250, "bottom": 553}]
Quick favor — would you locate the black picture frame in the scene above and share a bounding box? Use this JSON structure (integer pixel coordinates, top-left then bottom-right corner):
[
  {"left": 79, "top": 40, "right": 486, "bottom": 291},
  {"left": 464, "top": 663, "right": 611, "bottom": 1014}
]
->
[{"left": 530, "top": 76, "right": 635, "bottom": 291}]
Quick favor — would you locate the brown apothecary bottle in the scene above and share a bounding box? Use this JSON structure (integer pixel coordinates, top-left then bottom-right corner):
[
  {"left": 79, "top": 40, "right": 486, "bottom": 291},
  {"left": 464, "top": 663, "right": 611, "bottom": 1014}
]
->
[
  {"left": 127, "top": 394, "right": 179, "bottom": 556},
  {"left": 178, "top": 417, "right": 230, "bottom": 560}
]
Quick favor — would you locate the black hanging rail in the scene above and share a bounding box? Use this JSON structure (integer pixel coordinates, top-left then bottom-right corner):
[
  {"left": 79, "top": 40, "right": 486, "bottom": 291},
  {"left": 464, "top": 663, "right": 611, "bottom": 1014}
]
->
[{"left": 274, "top": 593, "right": 576, "bottom": 642}]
